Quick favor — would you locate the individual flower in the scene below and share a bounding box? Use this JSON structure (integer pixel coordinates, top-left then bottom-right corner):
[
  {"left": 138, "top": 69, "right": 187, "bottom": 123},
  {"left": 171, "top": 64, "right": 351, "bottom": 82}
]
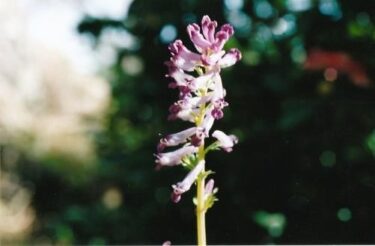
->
[
  {"left": 212, "top": 130, "right": 239, "bottom": 153},
  {"left": 155, "top": 145, "right": 198, "bottom": 169},
  {"left": 171, "top": 160, "right": 205, "bottom": 203},
  {"left": 157, "top": 127, "right": 197, "bottom": 152}
]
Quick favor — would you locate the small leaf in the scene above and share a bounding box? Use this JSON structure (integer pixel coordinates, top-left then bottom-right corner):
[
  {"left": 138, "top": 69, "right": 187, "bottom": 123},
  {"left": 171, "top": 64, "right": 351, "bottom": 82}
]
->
[
  {"left": 204, "top": 141, "right": 220, "bottom": 154},
  {"left": 199, "top": 170, "right": 214, "bottom": 180},
  {"left": 204, "top": 194, "right": 219, "bottom": 210}
]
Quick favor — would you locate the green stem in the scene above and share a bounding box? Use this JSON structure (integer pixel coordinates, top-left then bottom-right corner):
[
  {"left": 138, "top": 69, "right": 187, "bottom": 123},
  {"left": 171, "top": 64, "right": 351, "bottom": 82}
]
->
[
  {"left": 196, "top": 146, "right": 206, "bottom": 246},
  {"left": 195, "top": 85, "right": 208, "bottom": 246}
]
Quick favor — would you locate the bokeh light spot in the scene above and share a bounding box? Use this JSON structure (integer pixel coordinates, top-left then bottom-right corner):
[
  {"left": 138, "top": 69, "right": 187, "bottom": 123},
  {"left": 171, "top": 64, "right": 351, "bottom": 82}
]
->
[
  {"left": 291, "top": 45, "right": 306, "bottom": 64},
  {"left": 102, "top": 187, "right": 123, "bottom": 210},
  {"left": 317, "top": 80, "right": 334, "bottom": 95},
  {"left": 320, "top": 150, "right": 336, "bottom": 167},
  {"left": 121, "top": 55, "right": 144, "bottom": 76},
  {"left": 286, "top": 0, "right": 312, "bottom": 12},
  {"left": 243, "top": 50, "right": 260, "bottom": 65},
  {"left": 227, "top": 11, "right": 252, "bottom": 36},
  {"left": 319, "top": 0, "right": 342, "bottom": 19},
  {"left": 160, "top": 24, "right": 177, "bottom": 44},
  {"left": 254, "top": 211, "right": 287, "bottom": 238},
  {"left": 273, "top": 14, "right": 296, "bottom": 38},
  {"left": 324, "top": 68, "right": 338, "bottom": 81},
  {"left": 254, "top": 0, "right": 273, "bottom": 19},
  {"left": 272, "top": 18, "right": 288, "bottom": 36},
  {"left": 224, "top": 0, "right": 244, "bottom": 11},
  {"left": 337, "top": 208, "right": 352, "bottom": 222},
  {"left": 356, "top": 12, "right": 370, "bottom": 26}
]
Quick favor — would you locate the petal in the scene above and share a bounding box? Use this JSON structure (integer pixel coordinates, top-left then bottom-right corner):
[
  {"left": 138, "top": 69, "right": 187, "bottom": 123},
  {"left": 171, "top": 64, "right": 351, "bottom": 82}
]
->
[
  {"left": 171, "top": 160, "right": 205, "bottom": 203},
  {"left": 168, "top": 106, "right": 199, "bottom": 122},
  {"left": 158, "top": 127, "right": 197, "bottom": 152},
  {"left": 168, "top": 68, "right": 195, "bottom": 87},
  {"left": 219, "top": 48, "right": 242, "bottom": 68},
  {"left": 212, "top": 98, "right": 229, "bottom": 119},
  {"left": 201, "top": 109, "right": 215, "bottom": 135},
  {"left": 211, "top": 108, "right": 224, "bottom": 119},
  {"left": 169, "top": 40, "right": 201, "bottom": 71},
  {"left": 201, "top": 50, "right": 225, "bottom": 66},
  {"left": 212, "top": 73, "right": 224, "bottom": 100},
  {"left": 171, "top": 40, "right": 201, "bottom": 60},
  {"left": 201, "top": 15, "right": 217, "bottom": 43},
  {"left": 213, "top": 31, "right": 229, "bottom": 52},
  {"left": 204, "top": 179, "right": 215, "bottom": 197},
  {"left": 187, "top": 23, "right": 211, "bottom": 53},
  {"left": 190, "top": 127, "right": 206, "bottom": 147},
  {"left": 220, "top": 24, "right": 234, "bottom": 36},
  {"left": 177, "top": 108, "right": 199, "bottom": 122},
  {"left": 155, "top": 145, "right": 198, "bottom": 168},
  {"left": 213, "top": 24, "right": 234, "bottom": 51},
  {"left": 212, "top": 130, "right": 238, "bottom": 152},
  {"left": 171, "top": 57, "right": 197, "bottom": 71},
  {"left": 190, "top": 72, "right": 215, "bottom": 91}
]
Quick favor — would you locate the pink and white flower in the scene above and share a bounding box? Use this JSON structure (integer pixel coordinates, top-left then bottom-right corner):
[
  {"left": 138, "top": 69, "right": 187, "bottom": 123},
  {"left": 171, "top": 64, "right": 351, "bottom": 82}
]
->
[
  {"left": 155, "top": 145, "right": 198, "bottom": 169},
  {"left": 171, "top": 160, "right": 205, "bottom": 203},
  {"left": 212, "top": 130, "right": 239, "bottom": 152}
]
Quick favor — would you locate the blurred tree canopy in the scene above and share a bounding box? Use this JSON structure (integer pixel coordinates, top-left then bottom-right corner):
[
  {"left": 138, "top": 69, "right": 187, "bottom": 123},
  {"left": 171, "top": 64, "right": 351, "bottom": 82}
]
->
[{"left": 10, "top": 0, "right": 375, "bottom": 244}]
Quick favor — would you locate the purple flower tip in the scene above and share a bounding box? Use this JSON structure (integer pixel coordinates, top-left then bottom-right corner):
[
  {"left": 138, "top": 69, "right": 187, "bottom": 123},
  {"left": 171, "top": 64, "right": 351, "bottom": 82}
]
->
[
  {"left": 211, "top": 108, "right": 224, "bottom": 119},
  {"left": 230, "top": 48, "right": 242, "bottom": 60},
  {"left": 171, "top": 191, "right": 181, "bottom": 203},
  {"left": 221, "top": 24, "right": 234, "bottom": 36},
  {"left": 157, "top": 142, "right": 166, "bottom": 153}
]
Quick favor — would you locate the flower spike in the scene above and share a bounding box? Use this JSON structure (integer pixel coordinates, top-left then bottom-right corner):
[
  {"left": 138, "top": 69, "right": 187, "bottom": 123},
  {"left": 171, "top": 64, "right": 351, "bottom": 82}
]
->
[{"left": 156, "top": 15, "right": 241, "bottom": 246}]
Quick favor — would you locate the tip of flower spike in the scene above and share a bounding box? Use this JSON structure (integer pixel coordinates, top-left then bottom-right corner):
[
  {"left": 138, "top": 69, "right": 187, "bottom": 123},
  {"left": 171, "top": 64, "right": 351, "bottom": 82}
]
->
[{"left": 201, "top": 15, "right": 211, "bottom": 25}]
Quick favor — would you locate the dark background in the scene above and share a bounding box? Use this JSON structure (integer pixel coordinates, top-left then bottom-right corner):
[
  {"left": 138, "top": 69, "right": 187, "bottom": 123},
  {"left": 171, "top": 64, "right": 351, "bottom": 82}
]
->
[{"left": 12, "top": 0, "right": 375, "bottom": 244}]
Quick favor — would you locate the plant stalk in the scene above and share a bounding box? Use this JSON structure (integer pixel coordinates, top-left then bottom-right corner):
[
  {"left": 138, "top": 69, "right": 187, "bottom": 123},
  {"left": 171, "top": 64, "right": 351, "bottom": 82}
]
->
[
  {"left": 195, "top": 88, "right": 207, "bottom": 246},
  {"left": 196, "top": 167, "right": 206, "bottom": 246},
  {"left": 196, "top": 145, "right": 206, "bottom": 246}
]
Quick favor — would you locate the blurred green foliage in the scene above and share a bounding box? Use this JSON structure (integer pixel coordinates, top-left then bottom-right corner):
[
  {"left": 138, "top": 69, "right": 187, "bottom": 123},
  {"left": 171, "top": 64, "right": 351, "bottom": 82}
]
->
[{"left": 16, "top": 0, "right": 375, "bottom": 244}]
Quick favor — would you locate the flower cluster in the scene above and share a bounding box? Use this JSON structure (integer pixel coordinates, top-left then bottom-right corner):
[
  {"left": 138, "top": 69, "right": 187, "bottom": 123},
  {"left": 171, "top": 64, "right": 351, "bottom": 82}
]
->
[{"left": 155, "top": 16, "right": 241, "bottom": 203}]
